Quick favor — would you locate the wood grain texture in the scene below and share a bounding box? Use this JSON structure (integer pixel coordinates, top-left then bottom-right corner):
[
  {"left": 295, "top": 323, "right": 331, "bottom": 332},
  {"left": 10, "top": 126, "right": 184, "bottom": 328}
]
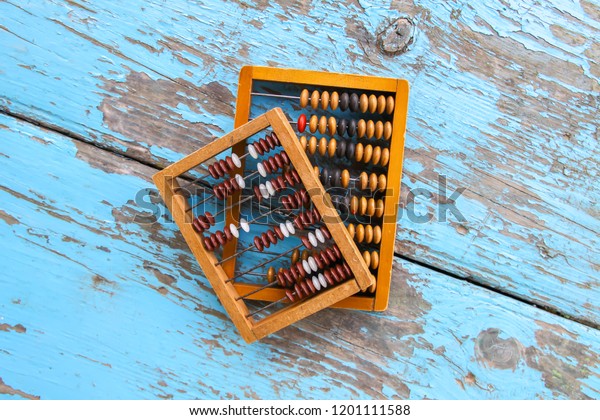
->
[
  {"left": 0, "top": 0, "right": 597, "bottom": 326},
  {"left": 1, "top": 114, "right": 599, "bottom": 399}
]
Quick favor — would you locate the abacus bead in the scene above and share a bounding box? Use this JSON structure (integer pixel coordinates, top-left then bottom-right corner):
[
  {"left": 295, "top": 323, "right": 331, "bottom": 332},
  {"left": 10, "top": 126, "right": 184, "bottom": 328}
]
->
[
  {"left": 254, "top": 236, "right": 264, "bottom": 252},
  {"left": 262, "top": 232, "right": 273, "bottom": 247},
  {"left": 308, "top": 136, "right": 318, "bottom": 155},
  {"left": 321, "top": 90, "right": 330, "bottom": 110},
  {"left": 291, "top": 249, "right": 300, "bottom": 265},
  {"left": 345, "top": 142, "right": 355, "bottom": 161},
  {"left": 310, "top": 90, "right": 320, "bottom": 109},
  {"left": 341, "top": 169, "right": 350, "bottom": 188},
  {"left": 332, "top": 168, "right": 341, "bottom": 187},
  {"left": 309, "top": 115, "right": 318, "bottom": 133},
  {"left": 332, "top": 244, "right": 342, "bottom": 259},
  {"left": 294, "top": 284, "right": 305, "bottom": 299},
  {"left": 377, "top": 95, "right": 386, "bottom": 114},
  {"left": 381, "top": 148, "right": 390, "bottom": 166},
  {"left": 375, "top": 121, "right": 384, "bottom": 139},
  {"left": 359, "top": 94, "right": 368, "bottom": 113},
  {"left": 224, "top": 226, "right": 233, "bottom": 241},
  {"left": 347, "top": 119, "right": 357, "bottom": 137},
  {"left": 365, "top": 224, "right": 374, "bottom": 243},
  {"left": 300, "top": 89, "right": 309, "bottom": 108},
  {"left": 284, "top": 270, "right": 294, "bottom": 286},
  {"left": 296, "top": 261, "right": 306, "bottom": 278},
  {"left": 274, "top": 226, "right": 284, "bottom": 240},
  {"left": 324, "top": 270, "right": 335, "bottom": 286},
  {"left": 372, "top": 146, "right": 382, "bottom": 165},
  {"left": 349, "top": 93, "right": 359, "bottom": 112},
  {"left": 313, "top": 165, "right": 320, "bottom": 179},
  {"left": 359, "top": 172, "right": 368, "bottom": 190},
  {"left": 208, "top": 164, "right": 219, "bottom": 179},
  {"left": 328, "top": 116, "right": 336, "bottom": 136},
  {"left": 371, "top": 251, "right": 380, "bottom": 269},
  {"left": 318, "top": 115, "right": 327, "bottom": 134},
  {"left": 357, "top": 119, "right": 366, "bottom": 138},
  {"left": 359, "top": 196, "right": 368, "bottom": 215},
  {"left": 378, "top": 174, "right": 387, "bottom": 192},
  {"left": 366, "top": 120, "right": 375, "bottom": 139},
  {"left": 205, "top": 212, "right": 215, "bottom": 225},
  {"left": 340, "top": 92, "right": 349, "bottom": 111},
  {"left": 337, "top": 118, "right": 347, "bottom": 136},
  {"left": 368, "top": 94, "right": 377, "bottom": 113},
  {"left": 355, "top": 223, "right": 365, "bottom": 243},
  {"left": 301, "top": 250, "right": 310, "bottom": 261},
  {"left": 350, "top": 196, "right": 359, "bottom": 214},
  {"left": 306, "top": 278, "right": 317, "bottom": 294},
  {"left": 328, "top": 137, "right": 337, "bottom": 157},
  {"left": 355, "top": 142, "right": 364, "bottom": 162},
  {"left": 386, "top": 96, "right": 395, "bottom": 114},
  {"left": 362, "top": 250, "right": 371, "bottom": 267},
  {"left": 203, "top": 237, "right": 213, "bottom": 251},
  {"left": 330, "top": 91, "right": 339, "bottom": 110},
  {"left": 272, "top": 132, "right": 281, "bottom": 146},
  {"left": 267, "top": 266, "right": 276, "bottom": 283},
  {"left": 347, "top": 223, "right": 355, "bottom": 239},
  {"left": 363, "top": 144, "right": 373, "bottom": 163},
  {"left": 321, "top": 167, "right": 330, "bottom": 186},
  {"left": 373, "top": 225, "right": 382, "bottom": 244},
  {"left": 366, "top": 197, "right": 376, "bottom": 216},
  {"left": 317, "top": 137, "right": 326, "bottom": 156},
  {"left": 321, "top": 226, "right": 332, "bottom": 239},
  {"left": 375, "top": 199, "right": 385, "bottom": 217},
  {"left": 384, "top": 122, "right": 393, "bottom": 140},
  {"left": 369, "top": 173, "right": 378, "bottom": 191},
  {"left": 298, "top": 114, "right": 307, "bottom": 133},
  {"left": 337, "top": 139, "right": 346, "bottom": 158},
  {"left": 301, "top": 236, "right": 312, "bottom": 249},
  {"left": 285, "top": 289, "right": 296, "bottom": 303}
]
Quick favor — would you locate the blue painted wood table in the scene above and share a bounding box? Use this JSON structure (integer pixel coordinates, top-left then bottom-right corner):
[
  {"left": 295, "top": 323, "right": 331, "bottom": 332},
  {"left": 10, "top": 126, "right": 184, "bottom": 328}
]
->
[{"left": 0, "top": 0, "right": 599, "bottom": 399}]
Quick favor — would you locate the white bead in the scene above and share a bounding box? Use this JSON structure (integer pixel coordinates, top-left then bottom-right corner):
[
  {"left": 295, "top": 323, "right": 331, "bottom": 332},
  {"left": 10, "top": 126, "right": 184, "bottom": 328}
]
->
[
  {"left": 308, "top": 257, "right": 318, "bottom": 272},
  {"left": 302, "top": 260, "right": 311, "bottom": 275},
  {"left": 286, "top": 220, "right": 295, "bottom": 235},
  {"left": 265, "top": 180, "right": 275, "bottom": 196},
  {"left": 315, "top": 229, "right": 325, "bottom": 243},
  {"left": 279, "top": 223, "right": 289, "bottom": 237},
  {"left": 259, "top": 184, "right": 269, "bottom": 199},
  {"left": 308, "top": 232, "right": 317, "bottom": 247},
  {"left": 312, "top": 276, "right": 321, "bottom": 291},
  {"left": 235, "top": 174, "right": 245, "bottom": 189},
  {"left": 231, "top": 153, "right": 242, "bottom": 168},
  {"left": 239, "top": 218, "right": 250, "bottom": 232},
  {"left": 248, "top": 144, "right": 258, "bottom": 159},
  {"left": 257, "top": 163, "right": 267, "bottom": 177},
  {"left": 318, "top": 273, "right": 327, "bottom": 288},
  {"left": 229, "top": 224, "right": 239, "bottom": 238}
]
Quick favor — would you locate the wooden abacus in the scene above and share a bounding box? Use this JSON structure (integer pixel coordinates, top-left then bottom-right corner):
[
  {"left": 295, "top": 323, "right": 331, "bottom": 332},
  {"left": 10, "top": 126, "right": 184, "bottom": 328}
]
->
[
  {"left": 234, "top": 67, "right": 410, "bottom": 311},
  {"left": 153, "top": 108, "right": 374, "bottom": 343}
]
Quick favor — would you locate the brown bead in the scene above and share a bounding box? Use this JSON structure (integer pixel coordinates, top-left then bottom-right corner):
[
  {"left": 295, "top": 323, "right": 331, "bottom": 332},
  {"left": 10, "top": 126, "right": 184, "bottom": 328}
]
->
[
  {"left": 371, "top": 251, "right": 380, "bottom": 270},
  {"left": 363, "top": 144, "right": 373, "bottom": 163},
  {"left": 318, "top": 116, "right": 327, "bottom": 134},
  {"left": 355, "top": 142, "right": 364, "bottom": 162},
  {"left": 320, "top": 90, "right": 329, "bottom": 110},
  {"left": 308, "top": 136, "right": 317, "bottom": 155},
  {"left": 371, "top": 146, "right": 381, "bottom": 165},
  {"left": 341, "top": 169, "right": 350, "bottom": 188},
  {"left": 318, "top": 137, "right": 327, "bottom": 156},
  {"left": 362, "top": 250, "right": 371, "bottom": 267},
  {"left": 310, "top": 90, "right": 320, "bottom": 109},
  {"left": 377, "top": 95, "right": 386, "bottom": 114},
  {"left": 328, "top": 116, "right": 336, "bottom": 136},
  {"left": 369, "top": 173, "right": 378, "bottom": 191},
  {"left": 366, "top": 197, "right": 376, "bottom": 216},
  {"left": 301, "top": 250, "right": 310, "bottom": 261},
  {"left": 357, "top": 119, "right": 366, "bottom": 138},
  {"left": 368, "top": 279, "right": 377, "bottom": 294},
  {"left": 291, "top": 249, "right": 300, "bottom": 265},
  {"left": 359, "top": 94, "right": 368, "bottom": 113},
  {"left": 330, "top": 91, "right": 339, "bottom": 110},
  {"left": 300, "top": 89, "right": 309, "bottom": 108},
  {"left": 373, "top": 225, "right": 382, "bottom": 244},
  {"left": 386, "top": 96, "right": 394, "bottom": 114},
  {"left": 378, "top": 174, "right": 387, "bottom": 192},
  {"left": 309, "top": 115, "right": 318, "bottom": 133},
  {"left": 364, "top": 224, "right": 373, "bottom": 244},
  {"left": 327, "top": 137, "right": 337, "bottom": 158},
  {"left": 384, "top": 121, "right": 393, "bottom": 141},
  {"left": 359, "top": 196, "right": 368, "bottom": 215},
  {"left": 375, "top": 199, "right": 385, "bottom": 218},
  {"left": 299, "top": 135, "right": 307, "bottom": 151},
  {"left": 375, "top": 121, "right": 384, "bottom": 139},
  {"left": 347, "top": 223, "right": 355, "bottom": 240},
  {"left": 355, "top": 223, "right": 365, "bottom": 243},
  {"left": 359, "top": 172, "right": 368, "bottom": 190},
  {"left": 350, "top": 196, "right": 359, "bottom": 215},
  {"left": 267, "top": 267, "right": 276, "bottom": 283},
  {"left": 366, "top": 120, "right": 375, "bottom": 139},
  {"left": 368, "top": 94, "right": 377, "bottom": 113},
  {"left": 380, "top": 148, "right": 390, "bottom": 166}
]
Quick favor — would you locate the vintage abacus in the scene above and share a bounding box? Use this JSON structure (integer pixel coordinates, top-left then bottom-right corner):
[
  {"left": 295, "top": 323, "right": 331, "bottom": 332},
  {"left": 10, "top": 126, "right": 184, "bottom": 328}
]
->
[
  {"left": 153, "top": 108, "right": 375, "bottom": 343},
  {"left": 234, "top": 67, "right": 409, "bottom": 311}
]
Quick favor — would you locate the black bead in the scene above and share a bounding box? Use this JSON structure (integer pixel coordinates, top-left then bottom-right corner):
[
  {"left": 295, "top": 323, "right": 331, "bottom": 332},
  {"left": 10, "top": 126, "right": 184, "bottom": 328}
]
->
[
  {"left": 331, "top": 169, "right": 341, "bottom": 187},
  {"left": 337, "top": 140, "right": 347, "bottom": 158},
  {"left": 347, "top": 119, "right": 357, "bottom": 137},
  {"left": 340, "top": 93, "right": 349, "bottom": 111},
  {"left": 345, "top": 142, "right": 355, "bottom": 160},
  {"left": 337, "top": 118, "right": 347, "bottom": 136},
  {"left": 349, "top": 93, "right": 359, "bottom": 112},
  {"left": 321, "top": 168, "right": 330, "bottom": 186}
]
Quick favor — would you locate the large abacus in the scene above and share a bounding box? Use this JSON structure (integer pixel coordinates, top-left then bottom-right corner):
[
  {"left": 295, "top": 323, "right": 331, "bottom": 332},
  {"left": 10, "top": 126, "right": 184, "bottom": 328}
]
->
[
  {"left": 153, "top": 108, "right": 374, "bottom": 343},
  {"left": 234, "top": 67, "right": 409, "bottom": 311}
]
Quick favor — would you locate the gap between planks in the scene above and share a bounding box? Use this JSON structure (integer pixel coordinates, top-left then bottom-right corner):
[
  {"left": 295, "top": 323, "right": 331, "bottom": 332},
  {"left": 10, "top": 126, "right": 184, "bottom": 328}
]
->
[{"left": 3, "top": 107, "right": 598, "bottom": 334}]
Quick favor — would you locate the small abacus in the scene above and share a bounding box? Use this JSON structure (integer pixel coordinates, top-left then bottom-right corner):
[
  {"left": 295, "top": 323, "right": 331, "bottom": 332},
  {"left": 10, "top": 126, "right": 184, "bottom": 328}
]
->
[
  {"left": 235, "top": 67, "right": 410, "bottom": 311},
  {"left": 153, "top": 108, "right": 374, "bottom": 342}
]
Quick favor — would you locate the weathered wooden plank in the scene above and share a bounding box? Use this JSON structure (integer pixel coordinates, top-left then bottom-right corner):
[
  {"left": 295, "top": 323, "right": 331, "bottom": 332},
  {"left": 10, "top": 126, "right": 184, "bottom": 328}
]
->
[
  {"left": 0, "top": 1, "right": 598, "bottom": 325},
  {"left": 0, "top": 114, "right": 599, "bottom": 399}
]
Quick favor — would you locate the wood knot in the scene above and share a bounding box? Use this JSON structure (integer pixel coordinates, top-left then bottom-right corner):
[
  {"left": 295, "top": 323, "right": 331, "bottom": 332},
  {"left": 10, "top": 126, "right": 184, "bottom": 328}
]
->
[
  {"left": 377, "top": 17, "right": 415, "bottom": 56},
  {"left": 475, "top": 328, "right": 524, "bottom": 370}
]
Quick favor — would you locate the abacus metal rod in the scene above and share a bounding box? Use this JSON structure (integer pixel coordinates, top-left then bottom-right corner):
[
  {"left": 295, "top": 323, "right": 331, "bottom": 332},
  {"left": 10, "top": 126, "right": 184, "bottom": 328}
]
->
[
  {"left": 236, "top": 280, "right": 279, "bottom": 300},
  {"left": 226, "top": 244, "right": 303, "bottom": 282},
  {"left": 251, "top": 92, "right": 300, "bottom": 100},
  {"left": 246, "top": 296, "right": 288, "bottom": 318}
]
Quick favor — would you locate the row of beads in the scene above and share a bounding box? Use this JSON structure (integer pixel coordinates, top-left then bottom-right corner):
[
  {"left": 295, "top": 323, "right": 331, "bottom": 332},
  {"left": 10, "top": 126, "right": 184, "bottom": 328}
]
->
[
  {"left": 299, "top": 136, "right": 390, "bottom": 167},
  {"left": 315, "top": 167, "right": 387, "bottom": 192},
  {"left": 332, "top": 195, "right": 385, "bottom": 217},
  {"left": 298, "top": 114, "right": 392, "bottom": 141},
  {"left": 252, "top": 169, "right": 301, "bottom": 201},
  {"left": 347, "top": 223, "right": 382, "bottom": 245},
  {"left": 300, "top": 90, "right": 394, "bottom": 115},
  {"left": 276, "top": 245, "right": 342, "bottom": 288},
  {"left": 285, "top": 262, "right": 352, "bottom": 303}
]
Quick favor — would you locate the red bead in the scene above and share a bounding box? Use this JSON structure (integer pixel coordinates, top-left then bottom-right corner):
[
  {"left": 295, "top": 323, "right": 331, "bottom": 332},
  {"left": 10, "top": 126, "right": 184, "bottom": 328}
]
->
[
  {"left": 297, "top": 114, "right": 307, "bottom": 133},
  {"left": 285, "top": 289, "right": 296, "bottom": 303},
  {"left": 254, "top": 236, "right": 264, "bottom": 252},
  {"left": 205, "top": 212, "right": 215, "bottom": 225},
  {"left": 271, "top": 132, "right": 280, "bottom": 146}
]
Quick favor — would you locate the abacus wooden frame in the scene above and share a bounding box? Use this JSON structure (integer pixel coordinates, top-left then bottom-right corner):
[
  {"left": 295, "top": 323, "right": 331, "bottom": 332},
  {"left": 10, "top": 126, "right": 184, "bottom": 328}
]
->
[
  {"left": 234, "top": 66, "right": 409, "bottom": 311},
  {"left": 153, "top": 108, "right": 374, "bottom": 343}
]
